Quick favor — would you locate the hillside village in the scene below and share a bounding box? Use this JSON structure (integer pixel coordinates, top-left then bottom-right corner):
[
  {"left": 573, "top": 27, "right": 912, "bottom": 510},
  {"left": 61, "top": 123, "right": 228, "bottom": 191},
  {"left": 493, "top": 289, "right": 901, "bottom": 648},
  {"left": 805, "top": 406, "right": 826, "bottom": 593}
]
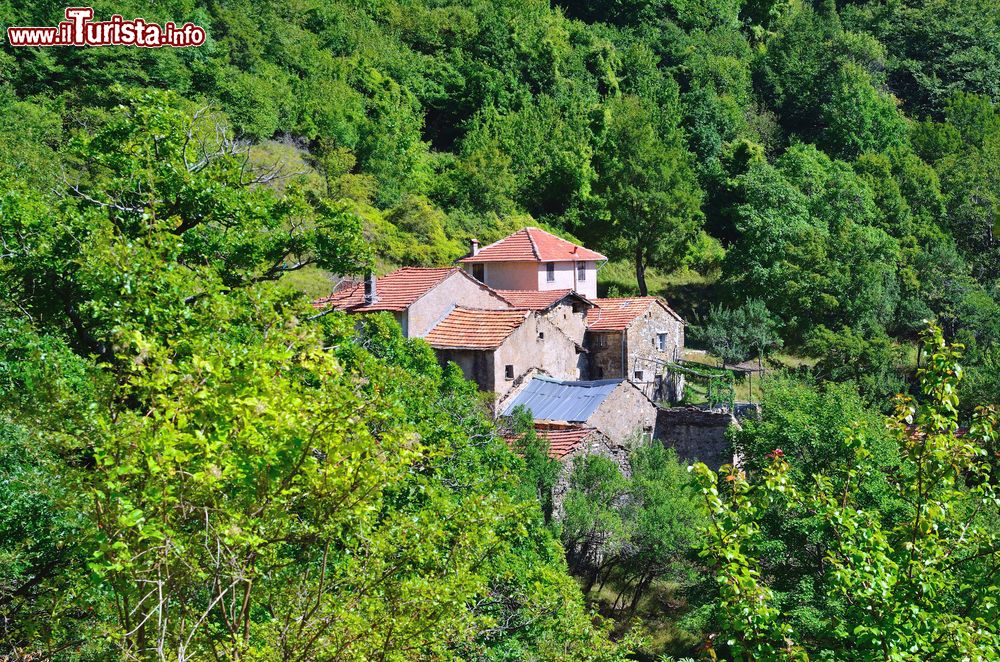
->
[{"left": 315, "top": 227, "right": 737, "bottom": 486}]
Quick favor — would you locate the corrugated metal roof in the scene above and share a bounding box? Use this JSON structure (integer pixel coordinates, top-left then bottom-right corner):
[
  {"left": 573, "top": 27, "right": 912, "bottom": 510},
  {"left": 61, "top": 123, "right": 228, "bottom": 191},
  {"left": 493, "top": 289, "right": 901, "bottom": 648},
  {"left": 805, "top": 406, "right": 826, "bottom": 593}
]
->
[{"left": 502, "top": 376, "right": 622, "bottom": 422}]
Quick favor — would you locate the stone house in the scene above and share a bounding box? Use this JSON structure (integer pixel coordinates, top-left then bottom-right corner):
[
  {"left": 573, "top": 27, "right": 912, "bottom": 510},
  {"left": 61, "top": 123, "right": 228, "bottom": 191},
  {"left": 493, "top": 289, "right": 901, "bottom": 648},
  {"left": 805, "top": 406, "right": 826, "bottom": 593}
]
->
[
  {"left": 495, "top": 289, "right": 594, "bottom": 347},
  {"left": 504, "top": 423, "right": 629, "bottom": 520},
  {"left": 585, "top": 297, "right": 686, "bottom": 402},
  {"left": 424, "top": 307, "right": 584, "bottom": 399},
  {"left": 313, "top": 266, "right": 510, "bottom": 338},
  {"left": 500, "top": 375, "right": 658, "bottom": 446},
  {"left": 459, "top": 227, "right": 606, "bottom": 300}
]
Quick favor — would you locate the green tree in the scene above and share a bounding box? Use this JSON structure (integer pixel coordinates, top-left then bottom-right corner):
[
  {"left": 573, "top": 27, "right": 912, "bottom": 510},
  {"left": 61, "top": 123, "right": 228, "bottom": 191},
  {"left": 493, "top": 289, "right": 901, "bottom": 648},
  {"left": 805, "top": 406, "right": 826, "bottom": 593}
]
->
[
  {"left": 584, "top": 95, "right": 703, "bottom": 296},
  {"left": 695, "top": 324, "right": 1000, "bottom": 659},
  {"left": 0, "top": 93, "right": 627, "bottom": 660}
]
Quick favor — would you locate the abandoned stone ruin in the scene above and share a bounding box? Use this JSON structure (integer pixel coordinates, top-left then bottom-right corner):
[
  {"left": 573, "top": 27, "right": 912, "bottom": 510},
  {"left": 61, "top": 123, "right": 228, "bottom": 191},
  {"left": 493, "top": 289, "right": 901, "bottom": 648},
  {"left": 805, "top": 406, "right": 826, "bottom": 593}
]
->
[{"left": 314, "top": 227, "right": 740, "bottom": 511}]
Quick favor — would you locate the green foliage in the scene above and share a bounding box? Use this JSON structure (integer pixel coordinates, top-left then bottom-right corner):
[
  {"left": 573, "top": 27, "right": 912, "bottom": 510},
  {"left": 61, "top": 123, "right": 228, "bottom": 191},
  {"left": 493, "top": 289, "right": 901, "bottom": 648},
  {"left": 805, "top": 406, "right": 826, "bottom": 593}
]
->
[
  {"left": 696, "top": 324, "right": 1000, "bottom": 659},
  {"left": 561, "top": 442, "right": 706, "bottom": 628},
  {"left": 805, "top": 326, "right": 907, "bottom": 403},
  {"left": 694, "top": 299, "right": 782, "bottom": 368},
  {"left": 0, "top": 98, "right": 626, "bottom": 660},
  {"left": 580, "top": 94, "right": 704, "bottom": 295},
  {"left": 5, "top": 0, "right": 1000, "bottom": 654}
]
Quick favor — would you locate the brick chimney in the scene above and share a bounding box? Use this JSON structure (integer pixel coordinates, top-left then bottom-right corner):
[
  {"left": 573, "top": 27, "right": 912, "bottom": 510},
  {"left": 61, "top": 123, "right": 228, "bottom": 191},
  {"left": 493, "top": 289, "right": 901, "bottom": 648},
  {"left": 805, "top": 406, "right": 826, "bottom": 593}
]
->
[
  {"left": 470, "top": 238, "right": 479, "bottom": 256},
  {"left": 363, "top": 271, "right": 377, "bottom": 305}
]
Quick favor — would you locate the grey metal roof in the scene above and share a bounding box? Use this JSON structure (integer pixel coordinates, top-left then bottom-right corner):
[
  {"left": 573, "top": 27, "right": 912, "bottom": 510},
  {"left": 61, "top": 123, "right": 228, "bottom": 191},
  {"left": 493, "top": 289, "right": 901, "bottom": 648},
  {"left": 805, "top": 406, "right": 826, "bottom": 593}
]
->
[{"left": 502, "top": 376, "right": 623, "bottom": 422}]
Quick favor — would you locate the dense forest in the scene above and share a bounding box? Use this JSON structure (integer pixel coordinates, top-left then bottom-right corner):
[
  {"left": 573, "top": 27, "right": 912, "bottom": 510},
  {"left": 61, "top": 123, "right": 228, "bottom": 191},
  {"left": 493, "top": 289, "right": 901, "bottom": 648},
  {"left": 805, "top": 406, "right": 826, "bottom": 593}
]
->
[{"left": 1, "top": 0, "right": 998, "bottom": 659}]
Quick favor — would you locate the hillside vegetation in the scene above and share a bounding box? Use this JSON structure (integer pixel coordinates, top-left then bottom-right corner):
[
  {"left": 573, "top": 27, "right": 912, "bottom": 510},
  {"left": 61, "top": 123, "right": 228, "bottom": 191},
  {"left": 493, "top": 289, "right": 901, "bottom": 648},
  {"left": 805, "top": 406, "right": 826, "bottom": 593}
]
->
[{"left": 1, "top": 0, "right": 999, "bottom": 659}]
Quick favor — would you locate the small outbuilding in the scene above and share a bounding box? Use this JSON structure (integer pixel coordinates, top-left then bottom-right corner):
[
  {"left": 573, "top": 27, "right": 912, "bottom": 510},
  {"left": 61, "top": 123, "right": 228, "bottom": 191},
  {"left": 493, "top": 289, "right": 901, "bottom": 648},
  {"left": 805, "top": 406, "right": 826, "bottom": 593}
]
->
[{"left": 500, "top": 375, "right": 658, "bottom": 446}]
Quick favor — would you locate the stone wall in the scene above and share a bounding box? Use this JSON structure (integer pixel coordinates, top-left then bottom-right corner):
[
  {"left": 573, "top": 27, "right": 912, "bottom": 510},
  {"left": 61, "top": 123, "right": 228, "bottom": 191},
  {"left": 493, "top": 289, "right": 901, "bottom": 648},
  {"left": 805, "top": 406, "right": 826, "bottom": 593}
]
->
[
  {"left": 624, "top": 301, "right": 685, "bottom": 401},
  {"left": 491, "top": 314, "right": 584, "bottom": 396},
  {"left": 541, "top": 300, "right": 589, "bottom": 347},
  {"left": 585, "top": 331, "right": 624, "bottom": 380},
  {"left": 435, "top": 313, "right": 583, "bottom": 400},
  {"left": 654, "top": 407, "right": 738, "bottom": 471},
  {"left": 586, "top": 380, "right": 658, "bottom": 445}
]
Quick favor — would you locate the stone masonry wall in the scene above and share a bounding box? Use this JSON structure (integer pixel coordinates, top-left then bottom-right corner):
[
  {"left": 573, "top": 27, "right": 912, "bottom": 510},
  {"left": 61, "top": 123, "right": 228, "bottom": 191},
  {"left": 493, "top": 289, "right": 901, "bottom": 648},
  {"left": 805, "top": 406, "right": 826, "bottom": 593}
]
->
[
  {"left": 654, "top": 407, "right": 738, "bottom": 471},
  {"left": 585, "top": 331, "right": 624, "bottom": 380},
  {"left": 586, "top": 381, "right": 658, "bottom": 445},
  {"left": 541, "top": 300, "right": 589, "bottom": 348},
  {"left": 491, "top": 314, "right": 584, "bottom": 396},
  {"left": 625, "top": 302, "right": 685, "bottom": 401}
]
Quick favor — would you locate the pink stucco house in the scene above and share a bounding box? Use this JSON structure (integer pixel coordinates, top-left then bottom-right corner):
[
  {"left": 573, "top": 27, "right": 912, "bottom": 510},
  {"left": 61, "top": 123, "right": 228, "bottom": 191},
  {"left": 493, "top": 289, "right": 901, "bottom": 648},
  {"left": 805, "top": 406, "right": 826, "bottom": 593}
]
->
[{"left": 458, "top": 227, "right": 606, "bottom": 300}]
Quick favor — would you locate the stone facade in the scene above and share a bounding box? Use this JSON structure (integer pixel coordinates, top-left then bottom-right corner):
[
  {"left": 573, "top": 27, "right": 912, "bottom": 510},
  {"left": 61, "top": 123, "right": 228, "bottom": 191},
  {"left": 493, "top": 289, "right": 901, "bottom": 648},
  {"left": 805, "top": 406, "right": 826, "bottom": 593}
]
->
[
  {"left": 586, "top": 331, "right": 624, "bottom": 381},
  {"left": 585, "top": 379, "right": 659, "bottom": 444},
  {"left": 434, "top": 313, "right": 583, "bottom": 400},
  {"left": 538, "top": 298, "right": 590, "bottom": 348},
  {"left": 585, "top": 300, "right": 685, "bottom": 402},
  {"left": 654, "top": 407, "right": 739, "bottom": 471},
  {"left": 625, "top": 302, "right": 685, "bottom": 402}
]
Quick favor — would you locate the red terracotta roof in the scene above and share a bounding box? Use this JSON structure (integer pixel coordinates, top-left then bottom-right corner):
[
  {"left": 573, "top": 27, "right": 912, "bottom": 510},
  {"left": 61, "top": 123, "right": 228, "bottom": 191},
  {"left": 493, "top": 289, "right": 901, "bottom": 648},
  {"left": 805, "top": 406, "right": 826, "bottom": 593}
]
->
[
  {"left": 537, "top": 424, "right": 600, "bottom": 460},
  {"left": 504, "top": 423, "right": 600, "bottom": 460},
  {"left": 313, "top": 267, "right": 458, "bottom": 312},
  {"left": 586, "top": 297, "right": 684, "bottom": 331},
  {"left": 424, "top": 307, "right": 530, "bottom": 350},
  {"left": 495, "top": 289, "right": 593, "bottom": 311},
  {"left": 460, "top": 227, "right": 606, "bottom": 263}
]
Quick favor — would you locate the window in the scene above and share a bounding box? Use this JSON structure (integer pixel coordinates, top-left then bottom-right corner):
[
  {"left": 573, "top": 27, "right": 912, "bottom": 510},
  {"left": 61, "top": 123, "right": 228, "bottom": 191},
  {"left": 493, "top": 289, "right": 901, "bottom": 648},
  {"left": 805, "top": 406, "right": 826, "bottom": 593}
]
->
[
  {"left": 577, "top": 262, "right": 586, "bottom": 281},
  {"left": 472, "top": 264, "right": 485, "bottom": 282},
  {"left": 504, "top": 364, "right": 514, "bottom": 380},
  {"left": 597, "top": 335, "right": 608, "bottom": 348},
  {"left": 538, "top": 332, "right": 545, "bottom": 340},
  {"left": 595, "top": 367, "right": 604, "bottom": 379},
  {"left": 634, "top": 370, "right": 644, "bottom": 381},
  {"left": 546, "top": 262, "right": 555, "bottom": 282},
  {"left": 657, "top": 333, "right": 669, "bottom": 351}
]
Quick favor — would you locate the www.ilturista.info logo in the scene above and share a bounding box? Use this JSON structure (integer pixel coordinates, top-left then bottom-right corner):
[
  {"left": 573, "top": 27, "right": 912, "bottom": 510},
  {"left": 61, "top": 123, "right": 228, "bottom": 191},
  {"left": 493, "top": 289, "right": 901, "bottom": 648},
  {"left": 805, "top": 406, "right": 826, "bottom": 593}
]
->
[{"left": 7, "top": 7, "right": 206, "bottom": 48}]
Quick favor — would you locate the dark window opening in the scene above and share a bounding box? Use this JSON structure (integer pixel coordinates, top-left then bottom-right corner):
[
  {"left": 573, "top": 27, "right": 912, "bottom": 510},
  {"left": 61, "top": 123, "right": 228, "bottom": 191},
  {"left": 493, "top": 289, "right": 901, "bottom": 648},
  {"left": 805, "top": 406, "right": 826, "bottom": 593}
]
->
[
  {"left": 504, "top": 364, "right": 514, "bottom": 380},
  {"left": 634, "top": 370, "right": 644, "bottom": 381},
  {"left": 472, "top": 264, "right": 485, "bottom": 281},
  {"left": 538, "top": 332, "right": 545, "bottom": 340},
  {"left": 577, "top": 262, "right": 586, "bottom": 281},
  {"left": 546, "top": 262, "right": 555, "bottom": 282}
]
